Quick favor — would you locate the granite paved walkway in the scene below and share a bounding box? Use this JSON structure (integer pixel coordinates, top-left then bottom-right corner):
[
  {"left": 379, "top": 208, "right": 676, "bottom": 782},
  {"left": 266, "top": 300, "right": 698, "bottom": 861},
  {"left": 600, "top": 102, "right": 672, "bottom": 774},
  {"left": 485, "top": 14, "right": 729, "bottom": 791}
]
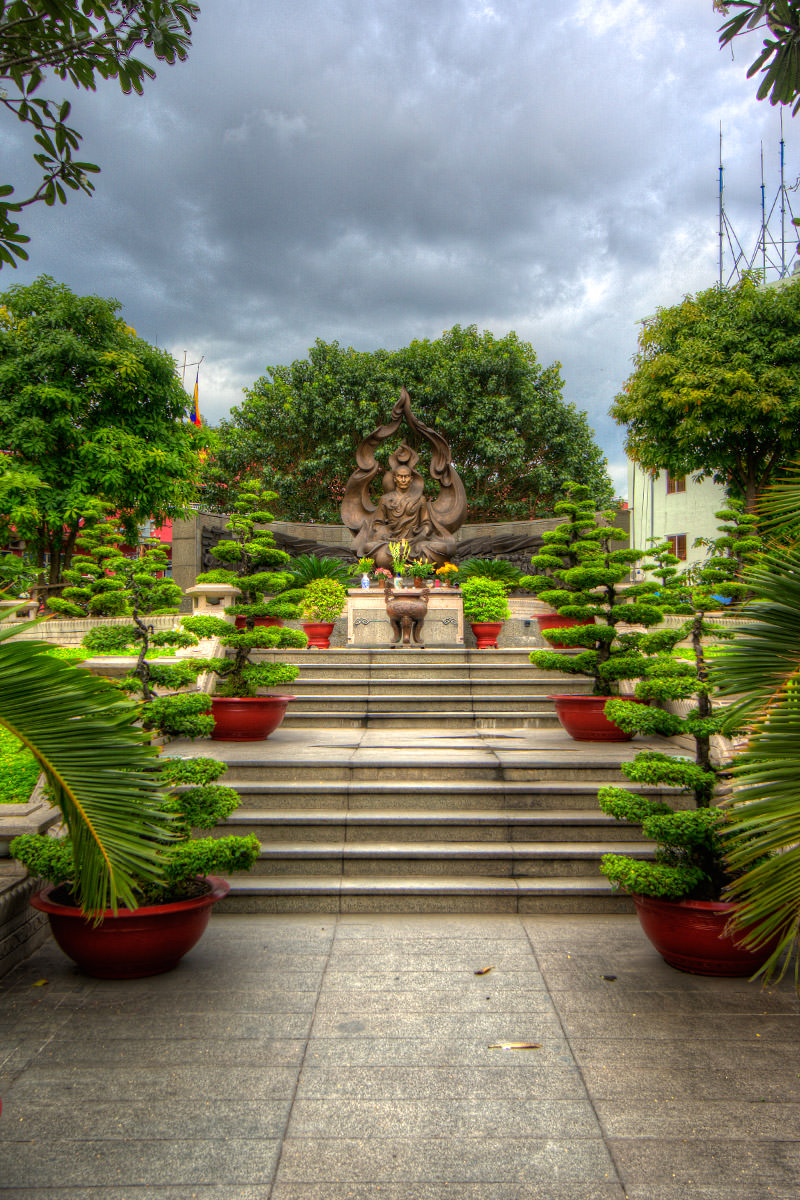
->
[{"left": 1, "top": 912, "right": 799, "bottom": 1199}]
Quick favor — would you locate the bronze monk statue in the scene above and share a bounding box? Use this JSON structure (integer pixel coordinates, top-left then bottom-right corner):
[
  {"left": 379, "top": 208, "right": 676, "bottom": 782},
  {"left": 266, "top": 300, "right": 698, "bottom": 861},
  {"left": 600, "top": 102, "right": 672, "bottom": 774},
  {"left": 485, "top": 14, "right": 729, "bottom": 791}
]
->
[{"left": 340, "top": 388, "right": 467, "bottom": 573}]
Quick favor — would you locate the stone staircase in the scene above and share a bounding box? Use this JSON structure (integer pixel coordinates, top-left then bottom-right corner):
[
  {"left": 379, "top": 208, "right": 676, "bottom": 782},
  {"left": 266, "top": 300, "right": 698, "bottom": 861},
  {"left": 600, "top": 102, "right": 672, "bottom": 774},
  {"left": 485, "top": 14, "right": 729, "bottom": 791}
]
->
[
  {"left": 274, "top": 647, "right": 587, "bottom": 729},
  {"left": 184, "top": 648, "right": 680, "bottom": 915}
]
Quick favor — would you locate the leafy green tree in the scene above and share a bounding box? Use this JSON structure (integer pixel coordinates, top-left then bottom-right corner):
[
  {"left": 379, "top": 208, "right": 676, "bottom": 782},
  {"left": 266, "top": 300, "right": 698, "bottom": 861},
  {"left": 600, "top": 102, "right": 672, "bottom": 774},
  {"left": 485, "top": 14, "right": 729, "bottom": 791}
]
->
[
  {"left": 0, "top": 0, "right": 198, "bottom": 266},
  {"left": 611, "top": 276, "right": 800, "bottom": 510},
  {"left": 203, "top": 326, "right": 614, "bottom": 523},
  {"left": 0, "top": 275, "right": 204, "bottom": 598},
  {"left": 717, "top": 2, "right": 800, "bottom": 113}
]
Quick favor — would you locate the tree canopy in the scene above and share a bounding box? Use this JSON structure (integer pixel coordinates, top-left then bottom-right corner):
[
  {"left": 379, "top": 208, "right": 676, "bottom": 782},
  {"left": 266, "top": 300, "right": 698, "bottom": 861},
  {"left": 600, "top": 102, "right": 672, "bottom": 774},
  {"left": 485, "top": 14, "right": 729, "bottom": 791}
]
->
[
  {"left": 717, "top": 2, "right": 800, "bottom": 113},
  {"left": 0, "top": 274, "right": 204, "bottom": 594},
  {"left": 0, "top": 0, "right": 198, "bottom": 267},
  {"left": 610, "top": 276, "right": 800, "bottom": 510},
  {"left": 202, "top": 325, "right": 614, "bottom": 524}
]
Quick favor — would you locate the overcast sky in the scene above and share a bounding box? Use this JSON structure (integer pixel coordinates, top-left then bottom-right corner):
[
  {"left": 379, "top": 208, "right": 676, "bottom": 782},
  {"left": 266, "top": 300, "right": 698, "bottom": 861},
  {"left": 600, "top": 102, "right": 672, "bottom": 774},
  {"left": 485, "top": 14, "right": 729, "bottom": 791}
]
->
[{"left": 5, "top": 0, "right": 800, "bottom": 497}]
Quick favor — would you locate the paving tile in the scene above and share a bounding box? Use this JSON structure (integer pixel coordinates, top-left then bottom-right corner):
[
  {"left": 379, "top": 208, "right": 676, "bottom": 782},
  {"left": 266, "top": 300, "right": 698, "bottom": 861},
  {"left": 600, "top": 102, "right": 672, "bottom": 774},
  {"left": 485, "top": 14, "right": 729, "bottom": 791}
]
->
[
  {"left": 313, "top": 986, "right": 555, "bottom": 1013},
  {"left": 275, "top": 1135, "right": 618, "bottom": 1184},
  {"left": 609, "top": 1137, "right": 800, "bottom": 1188},
  {"left": 595, "top": 1098, "right": 800, "bottom": 1140},
  {"left": 302, "top": 1035, "right": 575, "bottom": 1068},
  {"left": 0, "top": 1098, "right": 292, "bottom": 1141},
  {"left": 2, "top": 1064, "right": 304, "bottom": 1102},
  {"left": 0, "top": 1138, "right": 282, "bottom": 1188},
  {"left": 309, "top": 1009, "right": 564, "bottom": 1039},
  {"left": 286, "top": 1096, "right": 601, "bottom": 1139},
  {"left": 295, "top": 1063, "right": 587, "bottom": 1100},
  {"left": 269, "top": 1187, "right": 626, "bottom": 1200}
]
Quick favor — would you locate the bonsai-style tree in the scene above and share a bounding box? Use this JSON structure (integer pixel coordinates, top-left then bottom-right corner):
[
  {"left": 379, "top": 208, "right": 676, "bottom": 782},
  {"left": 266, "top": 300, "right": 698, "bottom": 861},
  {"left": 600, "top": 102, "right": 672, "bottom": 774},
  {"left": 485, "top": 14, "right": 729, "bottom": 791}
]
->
[
  {"left": 598, "top": 502, "right": 766, "bottom": 903},
  {"left": 182, "top": 479, "right": 308, "bottom": 697},
  {"left": 11, "top": 753, "right": 260, "bottom": 909},
  {"left": 47, "top": 518, "right": 213, "bottom": 739},
  {"left": 527, "top": 483, "right": 666, "bottom": 703}
]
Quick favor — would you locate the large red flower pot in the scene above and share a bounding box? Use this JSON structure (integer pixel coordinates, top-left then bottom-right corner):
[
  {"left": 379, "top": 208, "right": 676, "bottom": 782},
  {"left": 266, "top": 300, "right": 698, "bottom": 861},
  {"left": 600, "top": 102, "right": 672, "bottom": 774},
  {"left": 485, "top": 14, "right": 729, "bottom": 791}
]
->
[
  {"left": 234, "top": 616, "right": 283, "bottom": 630},
  {"left": 470, "top": 621, "right": 503, "bottom": 649},
  {"left": 536, "top": 615, "right": 595, "bottom": 646},
  {"left": 302, "top": 621, "right": 335, "bottom": 648},
  {"left": 632, "top": 893, "right": 781, "bottom": 977},
  {"left": 210, "top": 695, "right": 293, "bottom": 740},
  {"left": 552, "top": 694, "right": 649, "bottom": 742},
  {"left": 30, "top": 877, "right": 230, "bottom": 979}
]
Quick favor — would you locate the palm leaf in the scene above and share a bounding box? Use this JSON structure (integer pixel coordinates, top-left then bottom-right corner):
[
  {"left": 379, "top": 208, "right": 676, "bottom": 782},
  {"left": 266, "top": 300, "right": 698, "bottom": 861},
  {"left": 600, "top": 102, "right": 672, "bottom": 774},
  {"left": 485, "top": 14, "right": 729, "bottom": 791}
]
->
[
  {"left": 755, "top": 459, "right": 800, "bottom": 544},
  {"left": 0, "top": 626, "right": 172, "bottom": 915},
  {"left": 711, "top": 547, "right": 800, "bottom": 981}
]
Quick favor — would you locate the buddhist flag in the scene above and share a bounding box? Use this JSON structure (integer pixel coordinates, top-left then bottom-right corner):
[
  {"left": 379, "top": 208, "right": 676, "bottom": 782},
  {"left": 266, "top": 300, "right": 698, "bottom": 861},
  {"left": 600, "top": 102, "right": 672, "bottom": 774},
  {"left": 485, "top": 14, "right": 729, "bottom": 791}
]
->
[{"left": 189, "top": 371, "right": 201, "bottom": 426}]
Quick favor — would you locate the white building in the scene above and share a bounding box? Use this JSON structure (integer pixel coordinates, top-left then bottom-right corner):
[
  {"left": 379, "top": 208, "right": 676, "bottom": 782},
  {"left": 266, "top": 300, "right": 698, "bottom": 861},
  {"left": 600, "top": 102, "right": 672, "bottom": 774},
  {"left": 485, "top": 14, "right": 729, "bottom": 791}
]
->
[{"left": 627, "top": 462, "right": 728, "bottom": 568}]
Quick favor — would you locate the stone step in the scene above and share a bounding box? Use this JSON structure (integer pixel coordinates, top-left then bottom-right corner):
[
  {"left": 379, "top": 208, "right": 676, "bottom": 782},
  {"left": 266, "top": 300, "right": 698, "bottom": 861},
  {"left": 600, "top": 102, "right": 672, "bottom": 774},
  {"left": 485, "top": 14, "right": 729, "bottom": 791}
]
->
[
  {"left": 285, "top": 681, "right": 584, "bottom": 698},
  {"left": 237, "top": 839, "right": 653, "bottom": 878},
  {"left": 221, "top": 780, "right": 683, "bottom": 812},
  {"left": 254, "top": 648, "right": 547, "bottom": 667},
  {"left": 213, "top": 808, "right": 652, "bottom": 842},
  {"left": 216, "top": 874, "right": 637, "bottom": 915},
  {"left": 215, "top": 757, "right": 660, "bottom": 784},
  {"left": 280, "top": 710, "right": 562, "bottom": 729},
  {"left": 283, "top": 694, "right": 563, "bottom": 713}
]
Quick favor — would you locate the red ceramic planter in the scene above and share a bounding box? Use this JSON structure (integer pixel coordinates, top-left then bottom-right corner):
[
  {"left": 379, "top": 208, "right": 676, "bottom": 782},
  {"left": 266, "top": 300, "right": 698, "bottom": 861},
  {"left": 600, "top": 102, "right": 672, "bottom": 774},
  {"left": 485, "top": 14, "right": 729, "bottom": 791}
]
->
[
  {"left": 210, "top": 695, "right": 293, "bottom": 740},
  {"left": 470, "top": 621, "right": 503, "bottom": 649},
  {"left": 30, "top": 877, "right": 230, "bottom": 979},
  {"left": 302, "top": 621, "right": 335, "bottom": 648},
  {"left": 234, "top": 616, "right": 283, "bottom": 630},
  {"left": 552, "top": 694, "right": 649, "bottom": 742},
  {"left": 632, "top": 893, "right": 781, "bottom": 977}
]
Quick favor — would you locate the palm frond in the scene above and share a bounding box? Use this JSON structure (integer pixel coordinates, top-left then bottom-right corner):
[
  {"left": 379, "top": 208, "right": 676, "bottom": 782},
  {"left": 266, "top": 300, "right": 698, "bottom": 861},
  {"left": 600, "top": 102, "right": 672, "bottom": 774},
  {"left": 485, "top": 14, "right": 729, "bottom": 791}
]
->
[
  {"left": 0, "top": 628, "right": 172, "bottom": 915},
  {"left": 711, "top": 549, "right": 800, "bottom": 981},
  {"left": 755, "top": 459, "right": 800, "bottom": 544}
]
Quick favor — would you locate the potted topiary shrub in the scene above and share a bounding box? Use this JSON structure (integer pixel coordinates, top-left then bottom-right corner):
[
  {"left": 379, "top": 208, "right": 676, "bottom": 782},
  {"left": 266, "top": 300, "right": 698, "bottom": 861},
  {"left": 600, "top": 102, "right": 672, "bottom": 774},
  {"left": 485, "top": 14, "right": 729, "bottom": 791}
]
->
[
  {"left": 300, "top": 577, "right": 348, "bottom": 648},
  {"left": 11, "top": 753, "right": 260, "bottom": 978},
  {"left": 181, "top": 479, "right": 308, "bottom": 739},
  {"left": 460, "top": 576, "right": 511, "bottom": 649},
  {"left": 70, "top": 534, "right": 216, "bottom": 741},
  {"left": 527, "top": 483, "right": 667, "bottom": 740},
  {"left": 205, "top": 482, "right": 305, "bottom": 631},
  {"left": 596, "top": 505, "right": 773, "bottom": 975},
  {"left": 181, "top": 613, "right": 307, "bottom": 740},
  {"left": 521, "top": 497, "right": 599, "bottom": 642}
]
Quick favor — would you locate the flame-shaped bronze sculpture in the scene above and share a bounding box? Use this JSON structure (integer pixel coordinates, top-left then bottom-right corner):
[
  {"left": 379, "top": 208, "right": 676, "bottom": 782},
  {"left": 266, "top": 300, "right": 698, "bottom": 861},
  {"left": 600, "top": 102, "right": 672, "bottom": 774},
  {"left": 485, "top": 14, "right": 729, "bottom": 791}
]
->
[{"left": 340, "top": 388, "right": 467, "bottom": 571}]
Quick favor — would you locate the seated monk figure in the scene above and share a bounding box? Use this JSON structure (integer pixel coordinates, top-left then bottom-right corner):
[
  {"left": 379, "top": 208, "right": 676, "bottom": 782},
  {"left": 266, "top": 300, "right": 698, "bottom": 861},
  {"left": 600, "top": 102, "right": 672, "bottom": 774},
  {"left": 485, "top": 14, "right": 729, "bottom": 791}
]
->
[{"left": 355, "top": 466, "right": 456, "bottom": 571}]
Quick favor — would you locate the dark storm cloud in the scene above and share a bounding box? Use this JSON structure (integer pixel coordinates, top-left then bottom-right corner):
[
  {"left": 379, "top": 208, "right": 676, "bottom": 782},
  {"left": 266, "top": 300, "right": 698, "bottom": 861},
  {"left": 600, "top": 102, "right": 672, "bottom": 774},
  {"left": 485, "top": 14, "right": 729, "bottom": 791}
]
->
[{"left": 5, "top": 0, "right": 799, "bottom": 494}]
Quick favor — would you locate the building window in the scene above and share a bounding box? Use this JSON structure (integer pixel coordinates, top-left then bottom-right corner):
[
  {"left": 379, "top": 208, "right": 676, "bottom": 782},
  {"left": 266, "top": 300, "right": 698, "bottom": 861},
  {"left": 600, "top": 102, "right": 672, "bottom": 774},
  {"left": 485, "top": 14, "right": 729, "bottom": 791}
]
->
[
  {"left": 667, "top": 533, "right": 687, "bottom": 561},
  {"left": 666, "top": 473, "right": 686, "bottom": 494}
]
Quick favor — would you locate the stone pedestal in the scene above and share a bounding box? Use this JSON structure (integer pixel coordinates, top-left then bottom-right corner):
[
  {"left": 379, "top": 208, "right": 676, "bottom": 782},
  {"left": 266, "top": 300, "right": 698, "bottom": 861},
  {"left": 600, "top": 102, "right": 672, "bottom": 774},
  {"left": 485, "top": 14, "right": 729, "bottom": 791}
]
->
[
  {"left": 183, "top": 583, "right": 240, "bottom": 617},
  {"left": 346, "top": 587, "right": 464, "bottom": 647}
]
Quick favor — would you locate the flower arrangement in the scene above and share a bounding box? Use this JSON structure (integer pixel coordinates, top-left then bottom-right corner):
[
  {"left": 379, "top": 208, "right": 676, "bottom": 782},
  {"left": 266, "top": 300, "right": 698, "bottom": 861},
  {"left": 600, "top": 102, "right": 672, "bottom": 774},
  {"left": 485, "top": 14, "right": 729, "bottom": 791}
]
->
[
  {"left": 374, "top": 567, "right": 393, "bottom": 582},
  {"left": 409, "top": 559, "right": 436, "bottom": 580},
  {"left": 388, "top": 540, "right": 411, "bottom": 575},
  {"left": 435, "top": 562, "right": 459, "bottom": 583}
]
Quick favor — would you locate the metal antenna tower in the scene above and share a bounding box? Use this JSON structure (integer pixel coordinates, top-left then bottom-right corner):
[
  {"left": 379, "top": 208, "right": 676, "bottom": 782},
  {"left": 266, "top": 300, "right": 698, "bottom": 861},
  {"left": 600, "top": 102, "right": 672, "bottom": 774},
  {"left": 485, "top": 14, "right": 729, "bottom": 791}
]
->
[{"left": 719, "top": 115, "right": 800, "bottom": 286}]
